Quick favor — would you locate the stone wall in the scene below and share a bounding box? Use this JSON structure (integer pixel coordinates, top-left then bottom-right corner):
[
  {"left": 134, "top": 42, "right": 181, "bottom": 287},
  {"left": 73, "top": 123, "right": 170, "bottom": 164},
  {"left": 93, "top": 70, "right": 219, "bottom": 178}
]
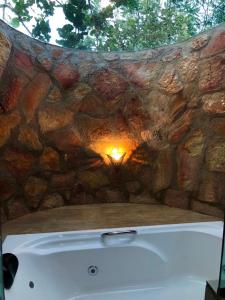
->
[{"left": 0, "top": 20, "right": 225, "bottom": 222}]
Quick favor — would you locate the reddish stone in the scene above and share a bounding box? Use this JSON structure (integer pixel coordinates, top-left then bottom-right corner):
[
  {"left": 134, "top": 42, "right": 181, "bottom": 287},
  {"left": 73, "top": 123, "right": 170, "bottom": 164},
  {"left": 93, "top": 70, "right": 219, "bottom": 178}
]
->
[
  {"left": 53, "top": 62, "right": 80, "bottom": 89},
  {"left": 161, "top": 48, "right": 182, "bottom": 62},
  {"left": 202, "top": 92, "right": 225, "bottom": 114},
  {"left": 79, "top": 95, "right": 106, "bottom": 117},
  {"left": 52, "top": 48, "right": 63, "bottom": 59},
  {"left": 38, "top": 57, "right": 52, "bottom": 71},
  {"left": 169, "top": 110, "right": 194, "bottom": 143},
  {"left": 91, "top": 69, "right": 128, "bottom": 100},
  {"left": 146, "top": 91, "right": 170, "bottom": 128},
  {"left": 18, "top": 126, "right": 42, "bottom": 151},
  {"left": 7, "top": 198, "right": 29, "bottom": 220},
  {"left": 13, "top": 49, "right": 36, "bottom": 78},
  {"left": 158, "top": 66, "right": 183, "bottom": 94},
  {"left": 191, "top": 34, "right": 209, "bottom": 50},
  {"left": 211, "top": 118, "right": 225, "bottom": 135},
  {"left": 168, "top": 96, "right": 186, "bottom": 122},
  {"left": 199, "top": 56, "right": 225, "bottom": 92},
  {"left": 38, "top": 105, "right": 74, "bottom": 133},
  {"left": 72, "top": 83, "right": 92, "bottom": 101},
  {"left": 177, "top": 130, "right": 204, "bottom": 191},
  {"left": 48, "top": 127, "right": 81, "bottom": 152},
  {"left": 123, "top": 96, "right": 143, "bottom": 116},
  {"left": 177, "top": 55, "right": 198, "bottom": 82},
  {"left": 191, "top": 200, "right": 223, "bottom": 218},
  {"left": 1, "top": 74, "right": 28, "bottom": 111},
  {"left": 123, "top": 62, "right": 160, "bottom": 89},
  {"left": 127, "top": 112, "right": 149, "bottom": 135},
  {"left": 66, "top": 150, "right": 103, "bottom": 170},
  {"left": 153, "top": 146, "right": 173, "bottom": 192},
  {"left": 40, "top": 193, "right": 64, "bottom": 210},
  {"left": 0, "top": 179, "right": 16, "bottom": 202},
  {"left": 201, "top": 31, "right": 225, "bottom": 58},
  {"left": 75, "top": 115, "right": 111, "bottom": 142},
  {"left": 22, "top": 72, "right": 51, "bottom": 122},
  {"left": 40, "top": 147, "right": 60, "bottom": 170},
  {"left": 50, "top": 172, "right": 75, "bottom": 189},
  {"left": 47, "top": 86, "right": 62, "bottom": 103},
  {"left": 184, "top": 84, "right": 200, "bottom": 108},
  {"left": 3, "top": 148, "right": 36, "bottom": 178},
  {"left": 0, "top": 111, "right": 21, "bottom": 147},
  {"left": 114, "top": 112, "right": 130, "bottom": 134},
  {"left": 14, "top": 50, "right": 33, "bottom": 69},
  {"left": 164, "top": 189, "right": 189, "bottom": 209}
]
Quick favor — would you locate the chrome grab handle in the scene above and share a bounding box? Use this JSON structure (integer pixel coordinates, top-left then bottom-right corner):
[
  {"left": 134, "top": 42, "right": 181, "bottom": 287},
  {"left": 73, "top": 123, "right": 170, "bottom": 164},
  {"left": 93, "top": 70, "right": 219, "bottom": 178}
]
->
[{"left": 101, "top": 230, "right": 137, "bottom": 240}]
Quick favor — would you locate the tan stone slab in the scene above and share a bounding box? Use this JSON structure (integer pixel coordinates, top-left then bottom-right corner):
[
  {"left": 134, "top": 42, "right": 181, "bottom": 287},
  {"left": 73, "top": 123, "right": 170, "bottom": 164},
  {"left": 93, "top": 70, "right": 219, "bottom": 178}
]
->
[{"left": 2, "top": 204, "right": 221, "bottom": 240}]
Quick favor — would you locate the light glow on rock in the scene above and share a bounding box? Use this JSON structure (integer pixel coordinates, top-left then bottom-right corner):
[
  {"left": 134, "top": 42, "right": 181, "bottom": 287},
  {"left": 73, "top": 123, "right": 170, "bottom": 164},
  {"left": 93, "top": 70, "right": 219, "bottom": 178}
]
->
[{"left": 90, "top": 135, "right": 137, "bottom": 165}]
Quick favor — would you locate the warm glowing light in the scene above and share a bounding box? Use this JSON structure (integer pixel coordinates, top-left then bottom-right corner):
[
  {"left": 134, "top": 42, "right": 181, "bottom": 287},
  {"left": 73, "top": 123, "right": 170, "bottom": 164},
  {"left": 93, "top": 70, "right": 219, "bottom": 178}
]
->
[
  {"left": 89, "top": 134, "right": 138, "bottom": 165},
  {"left": 109, "top": 148, "right": 124, "bottom": 161}
]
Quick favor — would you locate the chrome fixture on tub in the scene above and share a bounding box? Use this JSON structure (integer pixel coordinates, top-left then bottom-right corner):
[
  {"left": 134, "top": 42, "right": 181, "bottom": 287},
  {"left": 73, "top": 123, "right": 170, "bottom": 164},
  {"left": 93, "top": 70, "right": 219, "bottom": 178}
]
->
[{"left": 101, "top": 230, "right": 137, "bottom": 240}]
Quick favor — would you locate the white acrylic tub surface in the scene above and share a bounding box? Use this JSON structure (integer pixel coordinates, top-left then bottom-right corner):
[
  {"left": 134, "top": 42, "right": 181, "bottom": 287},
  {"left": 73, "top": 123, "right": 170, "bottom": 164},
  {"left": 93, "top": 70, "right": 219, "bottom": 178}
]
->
[{"left": 3, "top": 221, "right": 223, "bottom": 300}]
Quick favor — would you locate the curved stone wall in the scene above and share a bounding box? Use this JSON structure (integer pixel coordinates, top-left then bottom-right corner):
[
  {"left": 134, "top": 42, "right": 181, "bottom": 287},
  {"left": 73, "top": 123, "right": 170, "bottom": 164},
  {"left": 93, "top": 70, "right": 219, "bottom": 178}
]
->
[{"left": 0, "top": 20, "right": 225, "bottom": 222}]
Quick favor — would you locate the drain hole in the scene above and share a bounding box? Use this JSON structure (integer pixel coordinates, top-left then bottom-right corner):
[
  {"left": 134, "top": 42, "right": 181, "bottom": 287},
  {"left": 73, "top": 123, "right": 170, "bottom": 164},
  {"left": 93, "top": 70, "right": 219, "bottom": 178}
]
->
[
  {"left": 29, "top": 281, "right": 34, "bottom": 289},
  {"left": 88, "top": 266, "right": 98, "bottom": 276}
]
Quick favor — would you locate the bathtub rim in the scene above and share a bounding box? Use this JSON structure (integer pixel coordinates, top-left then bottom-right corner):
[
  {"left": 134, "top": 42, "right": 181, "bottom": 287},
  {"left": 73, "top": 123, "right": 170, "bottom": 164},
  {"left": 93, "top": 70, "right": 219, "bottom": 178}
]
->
[{"left": 3, "top": 221, "right": 223, "bottom": 254}]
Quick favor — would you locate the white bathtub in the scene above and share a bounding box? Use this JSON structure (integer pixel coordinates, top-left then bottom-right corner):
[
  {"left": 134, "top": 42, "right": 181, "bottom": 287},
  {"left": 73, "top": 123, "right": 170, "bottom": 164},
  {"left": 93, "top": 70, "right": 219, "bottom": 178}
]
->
[{"left": 3, "top": 221, "right": 223, "bottom": 300}]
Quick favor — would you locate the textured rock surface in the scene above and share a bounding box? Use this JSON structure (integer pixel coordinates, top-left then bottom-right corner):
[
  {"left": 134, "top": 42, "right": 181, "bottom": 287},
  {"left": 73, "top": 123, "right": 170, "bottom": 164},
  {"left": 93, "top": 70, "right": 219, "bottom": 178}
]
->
[
  {"left": 91, "top": 69, "right": 128, "bottom": 100},
  {"left": 22, "top": 73, "right": 51, "bottom": 122},
  {"left": 24, "top": 176, "right": 47, "bottom": 208},
  {"left": 202, "top": 92, "right": 225, "bottom": 114},
  {"left": 0, "top": 111, "right": 21, "bottom": 147},
  {"left": 158, "top": 66, "right": 183, "bottom": 94},
  {"left": 198, "top": 173, "right": 223, "bottom": 203},
  {"left": 40, "top": 147, "right": 60, "bottom": 171},
  {"left": 199, "top": 56, "right": 225, "bottom": 92},
  {"left": 38, "top": 106, "right": 74, "bottom": 133},
  {"left": 177, "top": 130, "right": 205, "bottom": 191},
  {"left": 40, "top": 193, "right": 64, "bottom": 210},
  {"left": 1, "top": 20, "right": 225, "bottom": 221},
  {"left": 0, "top": 32, "right": 11, "bottom": 77},
  {"left": 207, "top": 142, "right": 225, "bottom": 172},
  {"left": 164, "top": 189, "right": 189, "bottom": 209},
  {"left": 18, "top": 127, "right": 42, "bottom": 151},
  {"left": 191, "top": 201, "right": 223, "bottom": 218}
]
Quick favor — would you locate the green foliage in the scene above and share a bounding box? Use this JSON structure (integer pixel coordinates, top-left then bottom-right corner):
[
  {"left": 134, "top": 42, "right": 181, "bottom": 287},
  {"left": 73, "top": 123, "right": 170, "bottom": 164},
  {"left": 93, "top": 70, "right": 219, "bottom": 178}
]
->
[
  {"left": 212, "top": 0, "right": 225, "bottom": 25},
  {"left": 32, "top": 18, "right": 51, "bottom": 41},
  {"left": 10, "top": 17, "right": 20, "bottom": 27},
  {"left": 1, "top": 0, "right": 225, "bottom": 50}
]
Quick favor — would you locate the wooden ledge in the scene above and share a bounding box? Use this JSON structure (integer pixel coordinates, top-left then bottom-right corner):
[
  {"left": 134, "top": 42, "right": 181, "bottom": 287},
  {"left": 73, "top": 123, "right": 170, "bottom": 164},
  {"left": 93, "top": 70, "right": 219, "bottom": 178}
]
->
[{"left": 2, "top": 204, "right": 221, "bottom": 239}]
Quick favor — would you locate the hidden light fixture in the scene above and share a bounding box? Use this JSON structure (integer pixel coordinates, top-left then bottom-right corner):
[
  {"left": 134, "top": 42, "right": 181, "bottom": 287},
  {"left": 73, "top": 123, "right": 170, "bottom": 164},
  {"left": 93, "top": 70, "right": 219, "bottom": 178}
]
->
[
  {"left": 89, "top": 135, "right": 137, "bottom": 166},
  {"left": 106, "top": 147, "right": 126, "bottom": 166}
]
